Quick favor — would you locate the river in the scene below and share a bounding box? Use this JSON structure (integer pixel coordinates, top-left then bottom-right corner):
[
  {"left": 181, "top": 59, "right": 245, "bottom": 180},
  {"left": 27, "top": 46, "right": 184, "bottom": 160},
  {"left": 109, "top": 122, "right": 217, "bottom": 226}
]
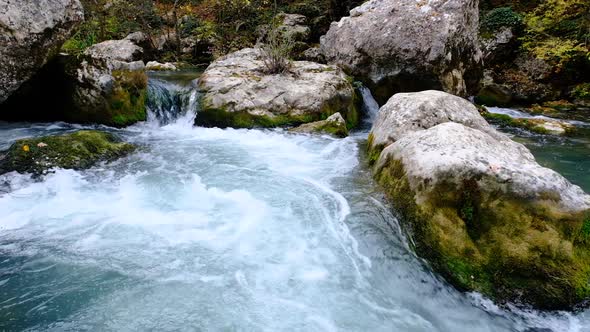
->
[{"left": 0, "top": 70, "right": 588, "bottom": 331}]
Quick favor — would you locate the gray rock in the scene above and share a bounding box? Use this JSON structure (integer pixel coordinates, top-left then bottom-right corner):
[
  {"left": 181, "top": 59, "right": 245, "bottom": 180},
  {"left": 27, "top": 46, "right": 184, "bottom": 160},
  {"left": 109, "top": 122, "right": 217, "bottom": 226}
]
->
[
  {"left": 277, "top": 13, "right": 311, "bottom": 42},
  {"left": 196, "top": 48, "right": 358, "bottom": 128},
  {"left": 369, "top": 90, "right": 507, "bottom": 150},
  {"left": 480, "top": 27, "right": 517, "bottom": 65},
  {"left": 67, "top": 33, "right": 148, "bottom": 126},
  {"left": 84, "top": 38, "right": 144, "bottom": 67},
  {"left": 320, "top": 0, "right": 483, "bottom": 104},
  {"left": 301, "top": 47, "right": 326, "bottom": 63},
  {"left": 146, "top": 61, "right": 177, "bottom": 71},
  {"left": 376, "top": 122, "right": 589, "bottom": 212},
  {"left": 369, "top": 90, "right": 590, "bottom": 309},
  {"left": 0, "top": 0, "right": 83, "bottom": 103}
]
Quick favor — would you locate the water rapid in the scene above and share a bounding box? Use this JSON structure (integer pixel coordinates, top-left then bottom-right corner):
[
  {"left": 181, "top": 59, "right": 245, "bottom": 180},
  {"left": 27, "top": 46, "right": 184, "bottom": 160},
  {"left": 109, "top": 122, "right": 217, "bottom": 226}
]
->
[{"left": 0, "top": 72, "right": 589, "bottom": 331}]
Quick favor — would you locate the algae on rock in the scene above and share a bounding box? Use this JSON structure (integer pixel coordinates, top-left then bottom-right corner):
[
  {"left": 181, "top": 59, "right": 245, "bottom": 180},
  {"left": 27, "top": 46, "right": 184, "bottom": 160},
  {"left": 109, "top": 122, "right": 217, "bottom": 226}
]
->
[
  {"left": 0, "top": 130, "right": 136, "bottom": 175},
  {"left": 195, "top": 48, "right": 359, "bottom": 129},
  {"left": 369, "top": 91, "right": 590, "bottom": 310}
]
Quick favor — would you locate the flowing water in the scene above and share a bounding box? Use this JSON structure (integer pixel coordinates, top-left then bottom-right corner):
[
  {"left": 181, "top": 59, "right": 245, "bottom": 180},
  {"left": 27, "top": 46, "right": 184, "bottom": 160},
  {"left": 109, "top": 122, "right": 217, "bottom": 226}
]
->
[
  {"left": 486, "top": 107, "right": 590, "bottom": 192},
  {"left": 0, "top": 71, "right": 589, "bottom": 331}
]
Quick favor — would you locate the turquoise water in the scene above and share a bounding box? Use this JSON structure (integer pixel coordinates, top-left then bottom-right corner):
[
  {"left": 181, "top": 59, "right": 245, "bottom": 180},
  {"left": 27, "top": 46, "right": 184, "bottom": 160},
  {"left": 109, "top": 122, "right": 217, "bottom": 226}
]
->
[{"left": 0, "top": 76, "right": 588, "bottom": 331}]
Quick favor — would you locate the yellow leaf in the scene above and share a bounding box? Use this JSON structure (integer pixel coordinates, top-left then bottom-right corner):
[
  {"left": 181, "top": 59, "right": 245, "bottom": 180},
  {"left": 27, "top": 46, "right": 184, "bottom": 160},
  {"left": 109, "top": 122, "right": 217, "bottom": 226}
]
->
[{"left": 22, "top": 145, "right": 30, "bottom": 152}]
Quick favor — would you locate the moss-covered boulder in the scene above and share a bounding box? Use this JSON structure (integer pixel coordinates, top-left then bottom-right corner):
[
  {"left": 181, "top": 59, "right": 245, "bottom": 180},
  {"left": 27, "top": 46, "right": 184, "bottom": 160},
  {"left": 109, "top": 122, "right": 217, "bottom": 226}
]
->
[
  {"left": 290, "top": 112, "right": 348, "bottom": 137},
  {"left": 195, "top": 48, "right": 359, "bottom": 129},
  {"left": 0, "top": 131, "right": 136, "bottom": 176},
  {"left": 68, "top": 35, "right": 149, "bottom": 127},
  {"left": 369, "top": 91, "right": 590, "bottom": 310}
]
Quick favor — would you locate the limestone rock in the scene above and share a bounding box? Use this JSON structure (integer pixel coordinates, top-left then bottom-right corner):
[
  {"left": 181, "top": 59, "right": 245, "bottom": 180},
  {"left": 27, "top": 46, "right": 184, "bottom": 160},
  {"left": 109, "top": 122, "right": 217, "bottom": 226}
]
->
[
  {"left": 320, "top": 0, "right": 483, "bottom": 104},
  {"left": 369, "top": 90, "right": 590, "bottom": 309},
  {"left": 369, "top": 90, "right": 507, "bottom": 152},
  {"left": 196, "top": 48, "right": 358, "bottom": 128},
  {"left": 146, "top": 61, "right": 178, "bottom": 71},
  {"left": 69, "top": 34, "right": 148, "bottom": 127},
  {"left": 0, "top": 0, "right": 83, "bottom": 103}
]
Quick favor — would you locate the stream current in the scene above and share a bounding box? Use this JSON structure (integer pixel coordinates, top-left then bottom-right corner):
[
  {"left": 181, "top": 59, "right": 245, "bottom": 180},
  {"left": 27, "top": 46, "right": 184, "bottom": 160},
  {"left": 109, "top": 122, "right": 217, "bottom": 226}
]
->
[{"left": 0, "top": 71, "right": 589, "bottom": 331}]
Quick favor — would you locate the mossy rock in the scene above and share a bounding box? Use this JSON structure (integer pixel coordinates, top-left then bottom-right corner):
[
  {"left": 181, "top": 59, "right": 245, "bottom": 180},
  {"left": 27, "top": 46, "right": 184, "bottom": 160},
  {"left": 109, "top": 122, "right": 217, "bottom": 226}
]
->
[
  {"left": 68, "top": 69, "right": 148, "bottom": 127},
  {"left": 104, "top": 70, "right": 148, "bottom": 127},
  {"left": 375, "top": 157, "right": 590, "bottom": 309},
  {"left": 196, "top": 88, "right": 359, "bottom": 130},
  {"left": 0, "top": 131, "right": 136, "bottom": 176},
  {"left": 289, "top": 112, "right": 349, "bottom": 137},
  {"left": 370, "top": 123, "right": 590, "bottom": 310},
  {"left": 195, "top": 48, "right": 359, "bottom": 130},
  {"left": 481, "top": 110, "right": 575, "bottom": 135}
]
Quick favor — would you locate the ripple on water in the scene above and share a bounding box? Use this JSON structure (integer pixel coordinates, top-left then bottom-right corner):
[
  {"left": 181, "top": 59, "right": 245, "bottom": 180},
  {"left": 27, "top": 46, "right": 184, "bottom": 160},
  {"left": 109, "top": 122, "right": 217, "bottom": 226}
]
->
[{"left": 0, "top": 109, "right": 589, "bottom": 331}]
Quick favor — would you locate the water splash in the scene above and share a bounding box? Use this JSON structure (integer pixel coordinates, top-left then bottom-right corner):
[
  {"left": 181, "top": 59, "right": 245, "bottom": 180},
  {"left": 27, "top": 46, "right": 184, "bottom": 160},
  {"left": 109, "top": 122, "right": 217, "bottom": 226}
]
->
[
  {"left": 145, "top": 73, "right": 200, "bottom": 126},
  {"left": 359, "top": 86, "right": 380, "bottom": 126}
]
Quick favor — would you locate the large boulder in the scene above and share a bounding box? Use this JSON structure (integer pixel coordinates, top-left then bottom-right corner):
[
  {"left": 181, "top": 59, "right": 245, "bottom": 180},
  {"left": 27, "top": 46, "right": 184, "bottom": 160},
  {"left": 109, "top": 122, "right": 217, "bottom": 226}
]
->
[
  {"left": 196, "top": 48, "right": 359, "bottom": 128},
  {"left": 0, "top": 130, "right": 136, "bottom": 176},
  {"left": 369, "top": 91, "right": 590, "bottom": 309},
  {"left": 68, "top": 34, "right": 149, "bottom": 127},
  {"left": 0, "top": 0, "right": 83, "bottom": 103},
  {"left": 320, "top": 0, "right": 483, "bottom": 104},
  {"left": 369, "top": 90, "right": 504, "bottom": 154}
]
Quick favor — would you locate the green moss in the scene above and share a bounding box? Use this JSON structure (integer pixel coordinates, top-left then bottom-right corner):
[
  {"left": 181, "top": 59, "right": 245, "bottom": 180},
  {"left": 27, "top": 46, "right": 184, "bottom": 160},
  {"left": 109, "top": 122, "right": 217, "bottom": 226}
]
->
[
  {"left": 0, "top": 130, "right": 136, "bottom": 176},
  {"left": 572, "top": 83, "right": 590, "bottom": 101},
  {"left": 366, "top": 133, "right": 385, "bottom": 166},
  {"left": 106, "top": 70, "right": 148, "bottom": 127},
  {"left": 373, "top": 155, "right": 590, "bottom": 309},
  {"left": 481, "top": 7, "right": 524, "bottom": 33},
  {"left": 196, "top": 84, "right": 361, "bottom": 130}
]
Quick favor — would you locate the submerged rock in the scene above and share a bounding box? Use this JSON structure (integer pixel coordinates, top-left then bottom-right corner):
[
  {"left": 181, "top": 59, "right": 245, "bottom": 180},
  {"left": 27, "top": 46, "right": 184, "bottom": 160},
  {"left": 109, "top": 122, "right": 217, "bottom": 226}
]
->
[
  {"left": 369, "top": 90, "right": 590, "bottom": 309},
  {"left": 290, "top": 112, "right": 348, "bottom": 137},
  {"left": 482, "top": 110, "right": 576, "bottom": 136},
  {"left": 196, "top": 48, "right": 359, "bottom": 129},
  {"left": 0, "top": 131, "right": 136, "bottom": 176},
  {"left": 320, "top": 0, "right": 482, "bottom": 104},
  {"left": 69, "top": 34, "right": 149, "bottom": 127},
  {"left": 0, "top": 0, "right": 83, "bottom": 103}
]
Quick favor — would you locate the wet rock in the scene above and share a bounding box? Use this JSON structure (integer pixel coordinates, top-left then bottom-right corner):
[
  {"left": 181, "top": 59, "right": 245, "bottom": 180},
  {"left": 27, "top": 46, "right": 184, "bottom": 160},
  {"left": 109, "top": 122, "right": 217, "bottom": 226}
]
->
[
  {"left": 0, "top": 0, "right": 83, "bottom": 103},
  {"left": 320, "top": 0, "right": 483, "bottom": 104},
  {"left": 146, "top": 61, "right": 178, "bottom": 71},
  {"left": 369, "top": 90, "right": 590, "bottom": 310},
  {"left": 196, "top": 48, "right": 358, "bottom": 129},
  {"left": 482, "top": 110, "right": 575, "bottom": 136},
  {"left": 0, "top": 130, "right": 136, "bottom": 176},
  {"left": 68, "top": 34, "right": 149, "bottom": 127},
  {"left": 290, "top": 112, "right": 348, "bottom": 137}
]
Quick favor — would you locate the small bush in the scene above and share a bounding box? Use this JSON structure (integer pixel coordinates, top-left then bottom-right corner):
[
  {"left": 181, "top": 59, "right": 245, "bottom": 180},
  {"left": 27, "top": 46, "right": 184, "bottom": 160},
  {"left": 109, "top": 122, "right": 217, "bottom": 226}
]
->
[
  {"left": 260, "top": 20, "right": 294, "bottom": 75},
  {"left": 572, "top": 83, "right": 590, "bottom": 100},
  {"left": 481, "top": 7, "right": 523, "bottom": 32}
]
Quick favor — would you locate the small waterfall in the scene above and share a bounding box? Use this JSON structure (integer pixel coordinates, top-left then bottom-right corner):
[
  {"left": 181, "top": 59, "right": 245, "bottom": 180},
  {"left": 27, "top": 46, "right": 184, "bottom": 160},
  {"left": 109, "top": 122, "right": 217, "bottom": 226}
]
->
[
  {"left": 359, "top": 86, "right": 380, "bottom": 125},
  {"left": 146, "top": 76, "right": 199, "bottom": 126}
]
